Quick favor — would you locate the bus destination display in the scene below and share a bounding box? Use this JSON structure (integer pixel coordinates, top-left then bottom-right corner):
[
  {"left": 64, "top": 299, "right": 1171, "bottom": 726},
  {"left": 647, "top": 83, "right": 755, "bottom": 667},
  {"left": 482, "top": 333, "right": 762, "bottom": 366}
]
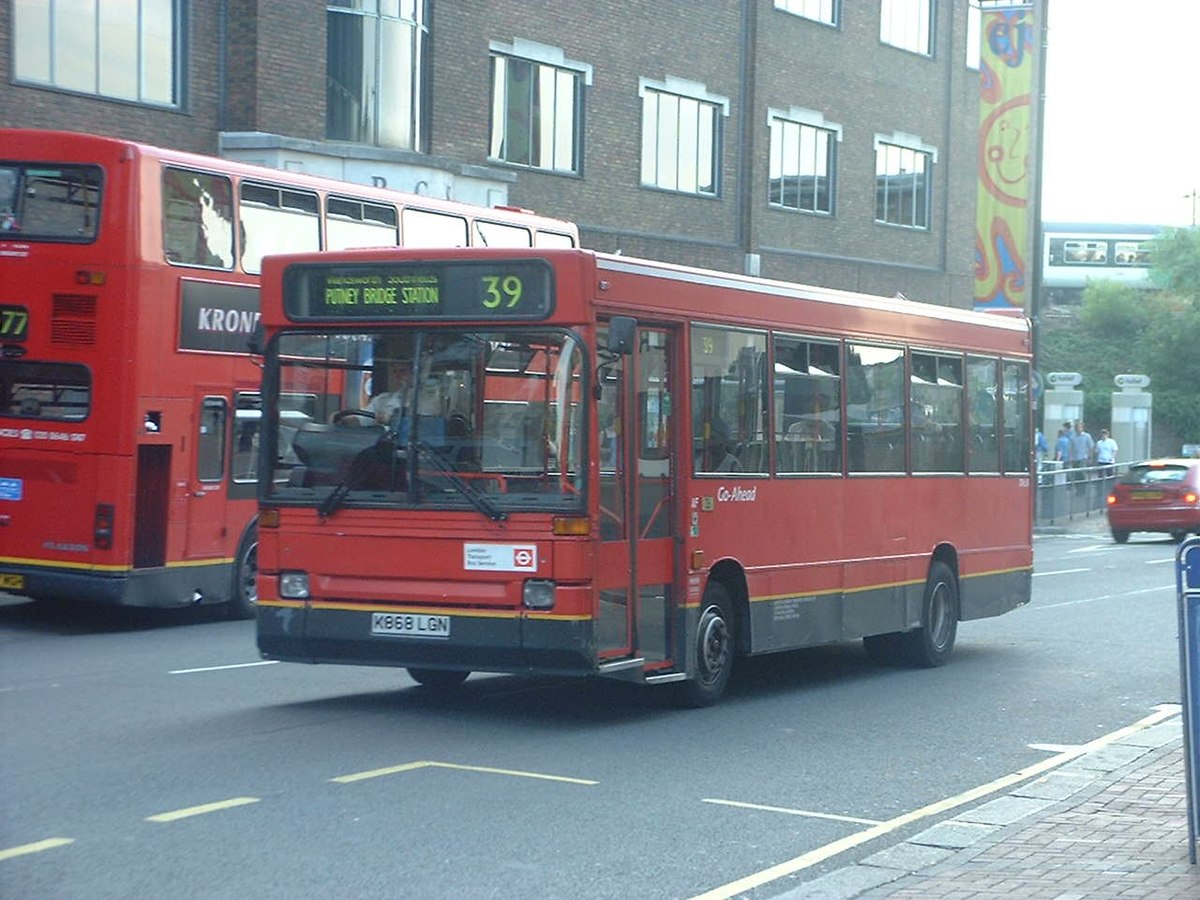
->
[{"left": 283, "top": 259, "right": 554, "bottom": 321}]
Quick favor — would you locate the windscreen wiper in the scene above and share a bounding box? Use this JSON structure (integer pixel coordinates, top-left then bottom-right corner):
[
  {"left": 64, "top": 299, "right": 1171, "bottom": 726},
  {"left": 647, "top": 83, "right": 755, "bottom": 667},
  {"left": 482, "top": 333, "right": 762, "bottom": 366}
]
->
[
  {"left": 412, "top": 440, "right": 507, "bottom": 522},
  {"left": 317, "top": 432, "right": 395, "bottom": 519}
]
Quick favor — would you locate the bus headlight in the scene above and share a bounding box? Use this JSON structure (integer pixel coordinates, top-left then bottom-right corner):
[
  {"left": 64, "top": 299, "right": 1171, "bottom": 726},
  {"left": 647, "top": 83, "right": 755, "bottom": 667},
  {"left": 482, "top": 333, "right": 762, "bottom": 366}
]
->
[
  {"left": 279, "top": 571, "right": 310, "bottom": 599},
  {"left": 523, "top": 579, "right": 555, "bottom": 610}
]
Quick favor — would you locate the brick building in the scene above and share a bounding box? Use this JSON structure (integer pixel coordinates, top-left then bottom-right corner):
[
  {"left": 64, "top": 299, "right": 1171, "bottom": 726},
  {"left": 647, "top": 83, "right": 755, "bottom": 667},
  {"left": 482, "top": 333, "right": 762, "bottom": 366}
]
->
[{"left": 1, "top": 0, "right": 998, "bottom": 307}]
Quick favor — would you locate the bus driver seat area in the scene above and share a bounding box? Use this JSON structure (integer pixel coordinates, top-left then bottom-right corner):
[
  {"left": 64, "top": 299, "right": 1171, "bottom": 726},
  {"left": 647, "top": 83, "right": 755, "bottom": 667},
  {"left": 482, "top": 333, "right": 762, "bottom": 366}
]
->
[{"left": 289, "top": 423, "right": 395, "bottom": 489}]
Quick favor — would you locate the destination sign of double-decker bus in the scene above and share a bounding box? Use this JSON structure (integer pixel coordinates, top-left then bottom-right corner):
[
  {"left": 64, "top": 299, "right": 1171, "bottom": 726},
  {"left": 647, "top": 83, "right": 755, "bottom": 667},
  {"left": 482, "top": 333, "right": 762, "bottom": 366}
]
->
[
  {"left": 0, "top": 129, "right": 577, "bottom": 617},
  {"left": 254, "top": 246, "right": 1033, "bottom": 705}
]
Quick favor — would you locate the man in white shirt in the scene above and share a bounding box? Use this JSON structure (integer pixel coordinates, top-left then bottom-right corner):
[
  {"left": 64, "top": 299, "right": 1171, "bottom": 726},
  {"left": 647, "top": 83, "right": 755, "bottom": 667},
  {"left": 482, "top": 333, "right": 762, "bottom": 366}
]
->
[
  {"left": 1095, "top": 428, "right": 1118, "bottom": 478},
  {"left": 366, "top": 359, "right": 412, "bottom": 427}
]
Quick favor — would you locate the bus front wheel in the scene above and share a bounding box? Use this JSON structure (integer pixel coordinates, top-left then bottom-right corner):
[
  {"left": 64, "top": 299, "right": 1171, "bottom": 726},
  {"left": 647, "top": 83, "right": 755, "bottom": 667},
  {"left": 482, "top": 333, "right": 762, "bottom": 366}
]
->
[
  {"left": 226, "top": 525, "right": 258, "bottom": 620},
  {"left": 677, "top": 583, "right": 735, "bottom": 708}
]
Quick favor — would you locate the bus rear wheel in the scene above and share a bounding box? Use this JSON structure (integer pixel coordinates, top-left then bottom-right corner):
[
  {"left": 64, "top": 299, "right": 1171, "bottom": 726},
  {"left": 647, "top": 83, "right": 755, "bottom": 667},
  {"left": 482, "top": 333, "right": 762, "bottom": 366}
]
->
[
  {"left": 677, "top": 583, "right": 734, "bottom": 708},
  {"left": 407, "top": 668, "right": 470, "bottom": 689},
  {"left": 864, "top": 560, "right": 958, "bottom": 668},
  {"left": 226, "top": 525, "right": 258, "bottom": 620}
]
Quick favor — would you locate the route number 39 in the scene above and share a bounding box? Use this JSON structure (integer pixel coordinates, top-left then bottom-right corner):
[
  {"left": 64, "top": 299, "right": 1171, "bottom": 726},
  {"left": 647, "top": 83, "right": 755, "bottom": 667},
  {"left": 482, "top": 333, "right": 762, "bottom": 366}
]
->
[{"left": 481, "top": 275, "right": 523, "bottom": 309}]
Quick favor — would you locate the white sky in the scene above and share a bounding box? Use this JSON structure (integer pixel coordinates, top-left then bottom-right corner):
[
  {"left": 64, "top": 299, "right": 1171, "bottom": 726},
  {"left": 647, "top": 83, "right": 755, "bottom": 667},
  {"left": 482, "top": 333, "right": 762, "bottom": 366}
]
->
[{"left": 1039, "top": 0, "right": 1200, "bottom": 227}]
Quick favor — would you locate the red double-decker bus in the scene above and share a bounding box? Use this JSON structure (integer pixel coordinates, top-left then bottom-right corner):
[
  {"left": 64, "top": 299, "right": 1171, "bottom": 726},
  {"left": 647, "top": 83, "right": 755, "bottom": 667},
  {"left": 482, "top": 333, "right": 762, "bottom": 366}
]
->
[
  {"left": 0, "top": 130, "right": 577, "bottom": 617},
  {"left": 255, "top": 246, "right": 1032, "bottom": 704}
]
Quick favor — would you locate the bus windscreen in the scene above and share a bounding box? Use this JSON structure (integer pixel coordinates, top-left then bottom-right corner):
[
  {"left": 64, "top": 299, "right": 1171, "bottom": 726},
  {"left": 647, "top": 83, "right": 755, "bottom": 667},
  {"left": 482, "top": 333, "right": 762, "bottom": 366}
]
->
[{"left": 281, "top": 259, "right": 555, "bottom": 322}]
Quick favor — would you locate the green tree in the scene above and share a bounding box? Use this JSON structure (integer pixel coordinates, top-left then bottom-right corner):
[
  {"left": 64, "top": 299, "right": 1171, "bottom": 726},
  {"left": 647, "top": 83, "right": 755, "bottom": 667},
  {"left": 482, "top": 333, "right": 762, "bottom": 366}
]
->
[{"left": 1038, "top": 226, "right": 1200, "bottom": 448}]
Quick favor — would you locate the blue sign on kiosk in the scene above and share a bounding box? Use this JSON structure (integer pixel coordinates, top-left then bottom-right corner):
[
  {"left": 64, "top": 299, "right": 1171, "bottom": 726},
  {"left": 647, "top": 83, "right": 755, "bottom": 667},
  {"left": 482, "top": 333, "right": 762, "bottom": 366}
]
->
[{"left": 1177, "top": 537, "right": 1200, "bottom": 864}]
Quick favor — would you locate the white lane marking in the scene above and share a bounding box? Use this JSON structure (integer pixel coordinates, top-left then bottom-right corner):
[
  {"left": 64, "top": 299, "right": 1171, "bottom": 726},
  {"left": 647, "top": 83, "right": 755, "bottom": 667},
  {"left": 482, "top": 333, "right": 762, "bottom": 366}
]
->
[
  {"left": 1033, "top": 567, "right": 1090, "bottom": 577},
  {"left": 332, "top": 760, "right": 598, "bottom": 786},
  {"left": 1146, "top": 557, "right": 1176, "bottom": 565},
  {"left": 1032, "top": 585, "right": 1172, "bottom": 610},
  {"left": 169, "top": 661, "right": 280, "bottom": 675},
  {"left": 690, "top": 705, "right": 1180, "bottom": 900},
  {"left": 702, "top": 799, "right": 882, "bottom": 826}
]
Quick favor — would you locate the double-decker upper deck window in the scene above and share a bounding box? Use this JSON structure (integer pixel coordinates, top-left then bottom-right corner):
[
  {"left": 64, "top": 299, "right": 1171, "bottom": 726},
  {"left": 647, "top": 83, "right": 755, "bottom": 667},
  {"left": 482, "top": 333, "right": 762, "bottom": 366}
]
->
[
  {"left": 875, "top": 140, "right": 933, "bottom": 229},
  {"left": 641, "top": 80, "right": 726, "bottom": 197},
  {"left": 1, "top": 164, "right": 101, "bottom": 241},
  {"left": 13, "top": 0, "right": 179, "bottom": 105},
  {"left": 239, "top": 184, "right": 320, "bottom": 275},
  {"left": 489, "top": 43, "right": 588, "bottom": 175},
  {"left": 881, "top": 0, "right": 934, "bottom": 56},
  {"left": 163, "top": 168, "right": 235, "bottom": 268},
  {"left": 774, "top": 0, "right": 839, "bottom": 26},
  {"left": 326, "top": 0, "right": 427, "bottom": 149},
  {"left": 326, "top": 197, "right": 400, "bottom": 251},
  {"left": 768, "top": 114, "right": 837, "bottom": 215}
]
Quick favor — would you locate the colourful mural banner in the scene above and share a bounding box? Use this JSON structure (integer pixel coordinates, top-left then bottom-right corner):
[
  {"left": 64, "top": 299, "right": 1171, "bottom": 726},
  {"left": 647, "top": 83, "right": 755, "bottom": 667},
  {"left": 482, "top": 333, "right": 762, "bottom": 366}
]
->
[{"left": 974, "top": 4, "right": 1037, "bottom": 313}]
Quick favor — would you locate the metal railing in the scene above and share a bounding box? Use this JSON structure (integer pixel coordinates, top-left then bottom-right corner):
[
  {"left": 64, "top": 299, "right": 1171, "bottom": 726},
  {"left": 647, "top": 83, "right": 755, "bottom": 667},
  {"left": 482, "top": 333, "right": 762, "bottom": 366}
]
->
[{"left": 1036, "top": 459, "right": 1124, "bottom": 527}]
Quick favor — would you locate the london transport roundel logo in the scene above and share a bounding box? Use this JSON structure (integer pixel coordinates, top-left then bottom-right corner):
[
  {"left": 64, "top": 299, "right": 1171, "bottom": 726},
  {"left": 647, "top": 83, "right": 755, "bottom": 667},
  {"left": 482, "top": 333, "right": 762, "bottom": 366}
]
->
[{"left": 513, "top": 548, "right": 534, "bottom": 567}]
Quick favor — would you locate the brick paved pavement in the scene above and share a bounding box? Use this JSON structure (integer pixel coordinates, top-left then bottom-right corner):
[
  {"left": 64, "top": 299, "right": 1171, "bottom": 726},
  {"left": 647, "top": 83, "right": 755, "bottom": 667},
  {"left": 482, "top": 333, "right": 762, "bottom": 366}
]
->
[
  {"left": 772, "top": 714, "right": 1198, "bottom": 899},
  {"left": 768, "top": 513, "right": 1198, "bottom": 898}
]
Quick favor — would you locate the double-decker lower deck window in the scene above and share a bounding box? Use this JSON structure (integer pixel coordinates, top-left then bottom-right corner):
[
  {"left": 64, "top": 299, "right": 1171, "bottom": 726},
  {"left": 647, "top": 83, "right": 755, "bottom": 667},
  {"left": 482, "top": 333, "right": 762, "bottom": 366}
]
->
[{"left": 1, "top": 362, "right": 91, "bottom": 421}]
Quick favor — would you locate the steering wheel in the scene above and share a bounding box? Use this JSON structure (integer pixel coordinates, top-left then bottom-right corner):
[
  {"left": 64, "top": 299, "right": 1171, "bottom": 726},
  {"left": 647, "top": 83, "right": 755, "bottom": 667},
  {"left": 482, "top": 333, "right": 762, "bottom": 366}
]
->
[{"left": 332, "top": 409, "right": 376, "bottom": 424}]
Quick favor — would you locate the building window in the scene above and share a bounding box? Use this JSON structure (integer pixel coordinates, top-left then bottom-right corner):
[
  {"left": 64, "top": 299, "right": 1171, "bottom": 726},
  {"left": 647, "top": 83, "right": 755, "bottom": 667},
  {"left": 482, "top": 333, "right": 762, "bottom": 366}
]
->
[
  {"left": 326, "top": 0, "right": 427, "bottom": 149},
  {"left": 13, "top": 0, "right": 179, "bottom": 105},
  {"left": 640, "top": 79, "right": 727, "bottom": 197},
  {"left": 768, "top": 113, "right": 838, "bottom": 214},
  {"left": 489, "top": 42, "right": 588, "bottom": 174},
  {"left": 881, "top": 0, "right": 933, "bottom": 56},
  {"left": 874, "top": 139, "right": 934, "bottom": 229},
  {"left": 774, "top": 0, "right": 839, "bottom": 27}
]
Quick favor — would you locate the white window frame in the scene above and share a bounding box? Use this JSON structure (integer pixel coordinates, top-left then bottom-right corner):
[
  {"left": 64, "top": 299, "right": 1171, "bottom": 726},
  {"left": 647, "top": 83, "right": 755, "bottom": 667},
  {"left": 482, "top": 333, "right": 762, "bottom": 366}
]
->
[
  {"left": 873, "top": 132, "right": 937, "bottom": 230},
  {"left": 773, "top": 0, "right": 839, "bottom": 27},
  {"left": 767, "top": 107, "right": 841, "bottom": 215},
  {"left": 639, "top": 77, "right": 729, "bottom": 197},
  {"left": 881, "top": 0, "right": 934, "bottom": 57},
  {"left": 488, "top": 39, "right": 591, "bottom": 175}
]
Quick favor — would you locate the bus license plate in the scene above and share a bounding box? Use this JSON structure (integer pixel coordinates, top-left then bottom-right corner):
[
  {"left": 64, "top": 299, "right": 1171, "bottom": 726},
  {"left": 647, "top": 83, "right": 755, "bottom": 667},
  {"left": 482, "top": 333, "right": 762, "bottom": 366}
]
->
[
  {"left": 0, "top": 573, "right": 25, "bottom": 590},
  {"left": 371, "top": 612, "right": 451, "bottom": 639}
]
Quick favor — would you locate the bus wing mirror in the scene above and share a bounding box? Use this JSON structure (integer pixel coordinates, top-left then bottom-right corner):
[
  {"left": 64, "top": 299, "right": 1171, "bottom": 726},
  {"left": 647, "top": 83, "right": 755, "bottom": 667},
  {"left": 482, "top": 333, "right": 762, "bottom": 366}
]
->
[{"left": 607, "top": 316, "right": 636, "bottom": 356}]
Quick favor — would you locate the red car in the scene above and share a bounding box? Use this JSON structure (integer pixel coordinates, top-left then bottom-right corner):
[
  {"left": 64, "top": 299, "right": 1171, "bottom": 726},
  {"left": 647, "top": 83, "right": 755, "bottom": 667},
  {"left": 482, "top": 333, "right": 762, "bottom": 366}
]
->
[{"left": 1106, "top": 458, "right": 1200, "bottom": 543}]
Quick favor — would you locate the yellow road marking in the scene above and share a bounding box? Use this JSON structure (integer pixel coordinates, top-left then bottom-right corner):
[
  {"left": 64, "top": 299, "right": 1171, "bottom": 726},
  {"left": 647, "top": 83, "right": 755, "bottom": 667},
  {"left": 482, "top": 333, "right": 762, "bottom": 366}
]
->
[
  {"left": 0, "top": 838, "right": 74, "bottom": 861},
  {"left": 332, "top": 760, "right": 597, "bottom": 786},
  {"left": 691, "top": 705, "right": 1180, "bottom": 900},
  {"left": 145, "top": 797, "right": 260, "bottom": 823}
]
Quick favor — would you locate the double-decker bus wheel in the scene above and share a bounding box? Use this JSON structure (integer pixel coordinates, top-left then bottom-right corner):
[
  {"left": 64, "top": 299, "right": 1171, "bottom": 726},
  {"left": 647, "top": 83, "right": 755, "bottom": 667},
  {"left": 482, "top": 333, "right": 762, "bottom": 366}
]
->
[
  {"left": 407, "top": 668, "right": 470, "bottom": 689},
  {"left": 677, "top": 583, "right": 735, "bottom": 708},
  {"left": 226, "top": 524, "right": 259, "bottom": 620},
  {"left": 864, "top": 560, "right": 958, "bottom": 668}
]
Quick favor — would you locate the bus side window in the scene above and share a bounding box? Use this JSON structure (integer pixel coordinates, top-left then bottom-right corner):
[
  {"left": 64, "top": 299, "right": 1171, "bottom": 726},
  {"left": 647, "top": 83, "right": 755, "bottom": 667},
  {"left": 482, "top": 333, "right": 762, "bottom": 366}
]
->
[
  {"left": 162, "top": 168, "right": 235, "bottom": 268},
  {"left": 198, "top": 397, "right": 228, "bottom": 482},
  {"left": 401, "top": 207, "right": 469, "bottom": 247},
  {"left": 233, "top": 393, "right": 262, "bottom": 483}
]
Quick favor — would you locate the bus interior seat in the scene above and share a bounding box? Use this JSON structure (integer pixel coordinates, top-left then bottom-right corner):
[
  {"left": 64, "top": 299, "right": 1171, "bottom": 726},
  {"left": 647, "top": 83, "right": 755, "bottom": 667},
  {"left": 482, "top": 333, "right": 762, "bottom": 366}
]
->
[{"left": 290, "top": 423, "right": 390, "bottom": 486}]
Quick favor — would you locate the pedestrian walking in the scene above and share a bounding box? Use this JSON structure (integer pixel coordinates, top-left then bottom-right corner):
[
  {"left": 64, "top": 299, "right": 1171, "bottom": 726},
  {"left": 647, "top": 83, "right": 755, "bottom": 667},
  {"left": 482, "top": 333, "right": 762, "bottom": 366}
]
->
[
  {"left": 1068, "top": 420, "right": 1095, "bottom": 485},
  {"left": 1096, "top": 428, "right": 1118, "bottom": 478}
]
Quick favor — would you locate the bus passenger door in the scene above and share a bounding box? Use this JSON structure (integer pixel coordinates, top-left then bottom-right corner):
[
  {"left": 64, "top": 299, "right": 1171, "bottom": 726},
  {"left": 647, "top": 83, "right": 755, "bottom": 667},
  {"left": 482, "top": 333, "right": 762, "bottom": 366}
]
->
[
  {"left": 597, "top": 324, "right": 677, "bottom": 668},
  {"left": 183, "top": 393, "right": 229, "bottom": 560}
]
